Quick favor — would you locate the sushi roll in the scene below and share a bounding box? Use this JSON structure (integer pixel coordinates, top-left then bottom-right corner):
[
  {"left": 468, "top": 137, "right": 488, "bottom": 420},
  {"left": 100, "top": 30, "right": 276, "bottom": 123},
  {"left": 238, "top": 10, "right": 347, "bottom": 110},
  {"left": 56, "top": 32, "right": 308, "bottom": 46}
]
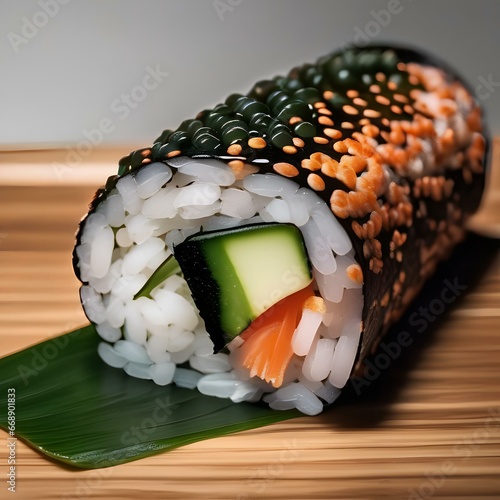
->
[{"left": 73, "top": 45, "right": 487, "bottom": 415}]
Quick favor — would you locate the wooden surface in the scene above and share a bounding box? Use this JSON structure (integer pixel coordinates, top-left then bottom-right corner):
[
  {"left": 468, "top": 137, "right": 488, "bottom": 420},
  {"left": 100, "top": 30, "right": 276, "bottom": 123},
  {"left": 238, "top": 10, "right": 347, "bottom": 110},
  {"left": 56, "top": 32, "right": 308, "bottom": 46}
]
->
[{"left": 0, "top": 145, "right": 499, "bottom": 500}]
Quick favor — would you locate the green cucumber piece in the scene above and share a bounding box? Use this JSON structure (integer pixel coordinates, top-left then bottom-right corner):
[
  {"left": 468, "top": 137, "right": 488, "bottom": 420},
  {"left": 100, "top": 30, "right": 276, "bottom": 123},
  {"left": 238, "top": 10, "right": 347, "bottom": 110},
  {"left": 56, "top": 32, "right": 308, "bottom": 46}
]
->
[{"left": 174, "top": 223, "right": 312, "bottom": 351}]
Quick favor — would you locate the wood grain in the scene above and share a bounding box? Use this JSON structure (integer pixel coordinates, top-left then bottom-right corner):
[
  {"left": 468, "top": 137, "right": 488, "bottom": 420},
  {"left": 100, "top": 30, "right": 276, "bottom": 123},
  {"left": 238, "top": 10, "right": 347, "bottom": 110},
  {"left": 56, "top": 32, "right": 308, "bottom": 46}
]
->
[{"left": 0, "top": 145, "right": 499, "bottom": 500}]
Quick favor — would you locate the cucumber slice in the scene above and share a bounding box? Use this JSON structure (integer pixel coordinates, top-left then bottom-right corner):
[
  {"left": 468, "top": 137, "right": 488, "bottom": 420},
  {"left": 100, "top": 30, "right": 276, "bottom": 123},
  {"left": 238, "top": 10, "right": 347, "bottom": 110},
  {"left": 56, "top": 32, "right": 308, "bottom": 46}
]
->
[{"left": 174, "top": 223, "right": 312, "bottom": 350}]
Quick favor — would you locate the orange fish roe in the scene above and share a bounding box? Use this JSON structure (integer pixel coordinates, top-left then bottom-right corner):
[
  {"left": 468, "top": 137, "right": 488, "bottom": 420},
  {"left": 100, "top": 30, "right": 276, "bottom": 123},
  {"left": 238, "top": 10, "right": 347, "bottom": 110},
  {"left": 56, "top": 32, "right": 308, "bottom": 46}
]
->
[
  {"left": 323, "top": 128, "right": 343, "bottom": 139},
  {"left": 313, "top": 136, "right": 329, "bottom": 145},
  {"left": 307, "top": 173, "right": 326, "bottom": 191},
  {"left": 353, "top": 97, "right": 368, "bottom": 107},
  {"left": 364, "top": 109, "right": 381, "bottom": 118},
  {"left": 273, "top": 162, "right": 299, "bottom": 177},
  {"left": 342, "top": 105, "right": 359, "bottom": 115},
  {"left": 227, "top": 143, "right": 242, "bottom": 156},
  {"left": 247, "top": 137, "right": 267, "bottom": 149},
  {"left": 292, "top": 137, "right": 305, "bottom": 148},
  {"left": 227, "top": 160, "right": 259, "bottom": 180},
  {"left": 346, "top": 264, "right": 364, "bottom": 285},
  {"left": 282, "top": 145, "right": 298, "bottom": 154},
  {"left": 166, "top": 149, "right": 181, "bottom": 158},
  {"left": 303, "top": 295, "right": 327, "bottom": 313},
  {"left": 318, "top": 115, "right": 334, "bottom": 127}
]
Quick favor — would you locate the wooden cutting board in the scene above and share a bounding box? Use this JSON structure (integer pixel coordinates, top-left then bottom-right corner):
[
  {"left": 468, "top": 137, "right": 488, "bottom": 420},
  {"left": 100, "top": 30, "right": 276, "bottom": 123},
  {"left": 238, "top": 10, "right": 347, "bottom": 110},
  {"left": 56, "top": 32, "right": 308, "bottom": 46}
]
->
[{"left": 0, "top": 143, "right": 499, "bottom": 500}]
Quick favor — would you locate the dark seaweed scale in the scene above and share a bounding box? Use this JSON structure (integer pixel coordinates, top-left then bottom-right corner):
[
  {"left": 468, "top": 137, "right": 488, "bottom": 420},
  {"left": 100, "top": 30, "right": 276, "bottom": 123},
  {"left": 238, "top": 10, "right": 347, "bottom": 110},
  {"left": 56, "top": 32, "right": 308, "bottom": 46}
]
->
[{"left": 117, "top": 47, "right": 424, "bottom": 193}]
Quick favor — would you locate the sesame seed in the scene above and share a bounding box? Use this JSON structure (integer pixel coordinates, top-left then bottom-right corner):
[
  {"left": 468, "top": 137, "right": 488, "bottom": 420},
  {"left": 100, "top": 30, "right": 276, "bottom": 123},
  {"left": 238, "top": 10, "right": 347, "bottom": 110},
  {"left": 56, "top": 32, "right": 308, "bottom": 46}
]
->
[
  {"left": 375, "top": 72, "right": 386, "bottom": 82},
  {"left": 323, "top": 90, "right": 334, "bottom": 100},
  {"left": 166, "top": 150, "right": 181, "bottom": 158},
  {"left": 227, "top": 144, "right": 242, "bottom": 155},
  {"left": 351, "top": 221, "right": 364, "bottom": 239},
  {"left": 375, "top": 95, "right": 391, "bottom": 106},
  {"left": 343, "top": 105, "right": 359, "bottom": 115},
  {"left": 408, "top": 75, "right": 419, "bottom": 86},
  {"left": 324, "top": 128, "right": 343, "bottom": 139},
  {"left": 313, "top": 136, "right": 329, "bottom": 144},
  {"left": 304, "top": 295, "right": 327, "bottom": 313},
  {"left": 379, "top": 130, "right": 390, "bottom": 144},
  {"left": 387, "top": 81, "right": 397, "bottom": 91},
  {"left": 369, "top": 84, "right": 381, "bottom": 93},
  {"left": 301, "top": 158, "right": 320, "bottom": 171},
  {"left": 248, "top": 137, "right": 267, "bottom": 149},
  {"left": 353, "top": 97, "right": 368, "bottom": 107},
  {"left": 321, "top": 158, "right": 338, "bottom": 177},
  {"left": 282, "top": 145, "right": 298, "bottom": 154},
  {"left": 346, "top": 264, "right": 363, "bottom": 284},
  {"left": 390, "top": 105, "right": 403, "bottom": 114},
  {"left": 409, "top": 89, "right": 421, "bottom": 100},
  {"left": 462, "top": 167, "right": 473, "bottom": 184},
  {"left": 227, "top": 160, "right": 259, "bottom": 180},
  {"left": 362, "top": 124, "right": 380, "bottom": 138},
  {"left": 307, "top": 173, "right": 326, "bottom": 191},
  {"left": 228, "top": 159, "right": 245, "bottom": 170},
  {"left": 341, "top": 122, "right": 355, "bottom": 129},
  {"left": 273, "top": 162, "right": 299, "bottom": 177},
  {"left": 346, "top": 90, "right": 359, "bottom": 98},
  {"left": 292, "top": 137, "right": 305, "bottom": 148},
  {"left": 393, "top": 93, "right": 408, "bottom": 103},
  {"left": 140, "top": 149, "right": 152, "bottom": 157},
  {"left": 364, "top": 109, "right": 381, "bottom": 118},
  {"left": 289, "top": 116, "right": 302, "bottom": 125},
  {"left": 318, "top": 116, "right": 334, "bottom": 126},
  {"left": 333, "top": 141, "right": 348, "bottom": 153},
  {"left": 404, "top": 104, "right": 415, "bottom": 115},
  {"left": 313, "top": 102, "right": 327, "bottom": 109},
  {"left": 389, "top": 128, "right": 405, "bottom": 144},
  {"left": 318, "top": 108, "right": 333, "bottom": 116}
]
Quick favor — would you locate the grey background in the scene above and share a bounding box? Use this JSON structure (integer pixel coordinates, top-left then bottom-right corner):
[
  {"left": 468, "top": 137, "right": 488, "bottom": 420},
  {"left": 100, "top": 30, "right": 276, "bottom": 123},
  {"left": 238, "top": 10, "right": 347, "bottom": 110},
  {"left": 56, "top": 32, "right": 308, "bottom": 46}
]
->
[{"left": 1, "top": 0, "right": 499, "bottom": 148}]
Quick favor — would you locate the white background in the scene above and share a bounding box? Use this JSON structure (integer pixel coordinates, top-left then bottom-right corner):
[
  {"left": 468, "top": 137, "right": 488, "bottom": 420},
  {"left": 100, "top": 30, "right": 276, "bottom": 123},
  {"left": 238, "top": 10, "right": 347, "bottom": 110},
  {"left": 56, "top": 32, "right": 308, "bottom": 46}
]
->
[{"left": 1, "top": 0, "right": 499, "bottom": 148}]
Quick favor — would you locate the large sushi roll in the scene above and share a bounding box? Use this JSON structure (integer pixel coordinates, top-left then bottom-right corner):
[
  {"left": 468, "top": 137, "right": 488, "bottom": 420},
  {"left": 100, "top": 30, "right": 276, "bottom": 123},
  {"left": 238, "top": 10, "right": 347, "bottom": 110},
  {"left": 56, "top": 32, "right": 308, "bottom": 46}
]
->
[{"left": 73, "top": 46, "right": 487, "bottom": 415}]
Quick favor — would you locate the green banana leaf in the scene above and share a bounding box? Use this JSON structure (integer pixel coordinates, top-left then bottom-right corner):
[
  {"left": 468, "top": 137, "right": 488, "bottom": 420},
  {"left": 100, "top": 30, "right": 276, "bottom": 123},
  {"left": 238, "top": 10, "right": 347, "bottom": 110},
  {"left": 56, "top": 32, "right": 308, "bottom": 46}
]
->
[{"left": 0, "top": 325, "right": 299, "bottom": 469}]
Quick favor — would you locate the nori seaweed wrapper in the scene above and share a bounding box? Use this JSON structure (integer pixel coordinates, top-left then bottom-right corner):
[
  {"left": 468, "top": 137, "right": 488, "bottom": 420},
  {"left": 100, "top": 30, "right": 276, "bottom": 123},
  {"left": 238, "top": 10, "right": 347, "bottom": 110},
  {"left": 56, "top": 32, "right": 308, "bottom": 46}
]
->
[{"left": 75, "top": 45, "right": 488, "bottom": 374}]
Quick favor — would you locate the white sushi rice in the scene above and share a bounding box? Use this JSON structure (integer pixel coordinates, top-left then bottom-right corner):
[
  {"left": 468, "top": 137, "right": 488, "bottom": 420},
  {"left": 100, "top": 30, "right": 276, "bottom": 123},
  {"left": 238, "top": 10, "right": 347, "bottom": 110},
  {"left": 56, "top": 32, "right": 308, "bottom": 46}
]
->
[{"left": 77, "top": 157, "right": 363, "bottom": 416}]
